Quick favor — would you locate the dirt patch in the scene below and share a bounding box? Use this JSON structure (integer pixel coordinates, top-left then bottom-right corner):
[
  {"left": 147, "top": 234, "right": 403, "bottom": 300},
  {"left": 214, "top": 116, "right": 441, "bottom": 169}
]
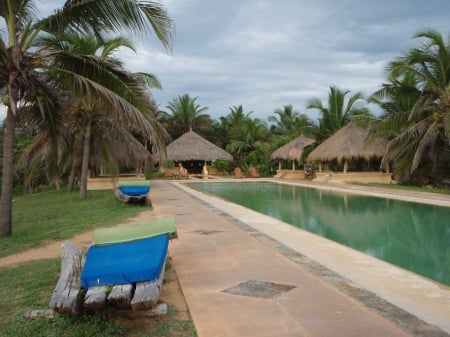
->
[{"left": 0, "top": 230, "right": 94, "bottom": 268}]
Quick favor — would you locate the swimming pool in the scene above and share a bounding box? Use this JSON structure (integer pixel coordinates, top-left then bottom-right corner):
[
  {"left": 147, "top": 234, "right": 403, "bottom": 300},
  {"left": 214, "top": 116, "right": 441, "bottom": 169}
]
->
[{"left": 189, "top": 181, "right": 450, "bottom": 286}]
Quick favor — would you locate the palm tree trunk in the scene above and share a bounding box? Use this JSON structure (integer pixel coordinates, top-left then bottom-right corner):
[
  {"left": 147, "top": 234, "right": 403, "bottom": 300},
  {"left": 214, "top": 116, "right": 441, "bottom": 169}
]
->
[
  {"left": 0, "top": 108, "right": 16, "bottom": 238},
  {"left": 79, "top": 120, "right": 92, "bottom": 198},
  {"left": 67, "top": 160, "right": 78, "bottom": 192}
]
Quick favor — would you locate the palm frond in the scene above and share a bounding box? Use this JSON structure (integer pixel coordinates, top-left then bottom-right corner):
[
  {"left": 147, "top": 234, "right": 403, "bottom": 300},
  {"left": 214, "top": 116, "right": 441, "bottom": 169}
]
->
[{"left": 38, "top": 0, "right": 173, "bottom": 50}]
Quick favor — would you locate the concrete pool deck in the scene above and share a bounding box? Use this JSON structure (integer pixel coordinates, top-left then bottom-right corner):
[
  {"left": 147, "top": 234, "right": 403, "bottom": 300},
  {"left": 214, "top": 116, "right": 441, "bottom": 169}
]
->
[{"left": 148, "top": 179, "right": 450, "bottom": 337}]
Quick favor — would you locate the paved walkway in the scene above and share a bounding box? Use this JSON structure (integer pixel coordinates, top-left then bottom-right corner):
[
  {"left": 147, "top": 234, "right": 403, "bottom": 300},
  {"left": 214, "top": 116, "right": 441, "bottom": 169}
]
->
[{"left": 149, "top": 179, "right": 450, "bottom": 337}]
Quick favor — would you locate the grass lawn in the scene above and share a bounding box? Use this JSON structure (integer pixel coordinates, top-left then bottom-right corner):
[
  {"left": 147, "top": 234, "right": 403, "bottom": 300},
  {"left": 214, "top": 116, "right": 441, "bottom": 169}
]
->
[
  {"left": 1, "top": 189, "right": 145, "bottom": 257},
  {"left": 0, "top": 188, "right": 197, "bottom": 337},
  {"left": 360, "top": 182, "right": 450, "bottom": 195}
]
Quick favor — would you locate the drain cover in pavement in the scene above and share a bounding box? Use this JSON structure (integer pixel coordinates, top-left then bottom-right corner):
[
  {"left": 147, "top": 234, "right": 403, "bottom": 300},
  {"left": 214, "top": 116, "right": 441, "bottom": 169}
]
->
[
  {"left": 190, "top": 229, "right": 224, "bottom": 235},
  {"left": 223, "top": 280, "right": 296, "bottom": 299}
]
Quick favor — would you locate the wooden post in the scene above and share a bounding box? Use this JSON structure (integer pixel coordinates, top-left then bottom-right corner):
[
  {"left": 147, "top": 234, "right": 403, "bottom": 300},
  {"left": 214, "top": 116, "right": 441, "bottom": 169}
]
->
[
  {"left": 108, "top": 284, "right": 133, "bottom": 308},
  {"left": 84, "top": 286, "right": 108, "bottom": 311},
  {"left": 130, "top": 258, "right": 166, "bottom": 310},
  {"left": 49, "top": 241, "right": 82, "bottom": 315}
]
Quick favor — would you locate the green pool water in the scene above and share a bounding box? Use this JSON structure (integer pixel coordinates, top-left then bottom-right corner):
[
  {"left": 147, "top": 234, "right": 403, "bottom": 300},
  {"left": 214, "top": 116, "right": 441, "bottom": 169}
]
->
[{"left": 190, "top": 181, "right": 450, "bottom": 286}]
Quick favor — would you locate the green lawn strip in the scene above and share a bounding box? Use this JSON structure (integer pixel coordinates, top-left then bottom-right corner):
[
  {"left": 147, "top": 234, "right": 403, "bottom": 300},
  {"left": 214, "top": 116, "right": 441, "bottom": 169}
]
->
[
  {"left": 357, "top": 183, "right": 450, "bottom": 195},
  {"left": 1, "top": 189, "right": 146, "bottom": 258}
]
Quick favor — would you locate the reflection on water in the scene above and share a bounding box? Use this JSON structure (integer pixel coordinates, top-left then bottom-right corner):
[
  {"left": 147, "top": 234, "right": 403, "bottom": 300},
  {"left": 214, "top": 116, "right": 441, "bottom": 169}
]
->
[{"left": 190, "top": 182, "right": 450, "bottom": 286}]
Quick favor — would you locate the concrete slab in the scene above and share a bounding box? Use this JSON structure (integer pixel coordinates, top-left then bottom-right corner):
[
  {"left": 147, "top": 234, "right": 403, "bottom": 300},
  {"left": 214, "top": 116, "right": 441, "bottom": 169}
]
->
[{"left": 149, "top": 179, "right": 450, "bottom": 337}]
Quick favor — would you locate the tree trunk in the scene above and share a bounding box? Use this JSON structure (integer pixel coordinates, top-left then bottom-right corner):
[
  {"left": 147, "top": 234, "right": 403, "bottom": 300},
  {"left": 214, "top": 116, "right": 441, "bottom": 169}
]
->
[
  {"left": 67, "top": 168, "right": 75, "bottom": 192},
  {"left": 79, "top": 120, "right": 92, "bottom": 198},
  {"left": 0, "top": 107, "right": 16, "bottom": 238}
]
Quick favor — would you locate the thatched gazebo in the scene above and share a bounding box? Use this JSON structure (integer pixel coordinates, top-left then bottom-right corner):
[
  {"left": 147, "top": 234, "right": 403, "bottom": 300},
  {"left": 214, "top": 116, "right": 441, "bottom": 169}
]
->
[
  {"left": 166, "top": 129, "right": 233, "bottom": 173},
  {"left": 271, "top": 135, "right": 315, "bottom": 170},
  {"left": 307, "top": 123, "right": 389, "bottom": 174}
]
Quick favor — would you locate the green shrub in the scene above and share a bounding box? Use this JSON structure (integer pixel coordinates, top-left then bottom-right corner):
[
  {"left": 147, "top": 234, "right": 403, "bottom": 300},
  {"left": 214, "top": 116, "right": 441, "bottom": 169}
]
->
[{"left": 211, "top": 159, "right": 230, "bottom": 172}]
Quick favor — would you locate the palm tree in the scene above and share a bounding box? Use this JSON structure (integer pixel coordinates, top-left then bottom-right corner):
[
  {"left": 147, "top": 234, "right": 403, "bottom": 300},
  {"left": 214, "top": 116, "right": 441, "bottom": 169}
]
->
[
  {"left": 0, "top": 0, "right": 173, "bottom": 238},
  {"left": 224, "top": 105, "right": 253, "bottom": 125},
  {"left": 367, "top": 74, "right": 421, "bottom": 177},
  {"left": 307, "top": 86, "right": 371, "bottom": 142},
  {"left": 227, "top": 117, "right": 270, "bottom": 166},
  {"left": 370, "top": 29, "right": 450, "bottom": 181},
  {"left": 268, "top": 104, "right": 317, "bottom": 138},
  {"left": 165, "top": 94, "right": 212, "bottom": 138},
  {"left": 16, "top": 89, "right": 75, "bottom": 191},
  {"left": 219, "top": 105, "right": 253, "bottom": 144},
  {"left": 43, "top": 32, "right": 167, "bottom": 197}
]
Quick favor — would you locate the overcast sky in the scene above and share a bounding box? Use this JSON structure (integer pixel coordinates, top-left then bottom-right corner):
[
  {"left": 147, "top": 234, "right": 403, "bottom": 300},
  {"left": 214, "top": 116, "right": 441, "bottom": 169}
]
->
[{"left": 1, "top": 0, "right": 450, "bottom": 123}]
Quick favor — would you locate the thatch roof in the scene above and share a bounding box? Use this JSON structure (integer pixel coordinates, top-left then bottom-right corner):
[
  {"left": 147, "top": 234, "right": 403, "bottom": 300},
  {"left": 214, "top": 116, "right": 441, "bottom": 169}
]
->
[
  {"left": 166, "top": 130, "right": 233, "bottom": 162},
  {"left": 307, "top": 123, "right": 388, "bottom": 162},
  {"left": 271, "top": 135, "right": 315, "bottom": 160}
]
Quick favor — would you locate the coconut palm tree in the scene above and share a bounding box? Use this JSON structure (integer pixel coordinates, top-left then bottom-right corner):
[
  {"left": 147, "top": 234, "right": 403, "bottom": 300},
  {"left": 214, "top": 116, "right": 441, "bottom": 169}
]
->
[
  {"left": 165, "top": 94, "right": 212, "bottom": 138},
  {"left": 227, "top": 117, "right": 270, "bottom": 166},
  {"left": 219, "top": 105, "right": 253, "bottom": 144},
  {"left": 367, "top": 74, "right": 421, "bottom": 178},
  {"left": 372, "top": 29, "right": 450, "bottom": 181},
  {"left": 0, "top": 0, "right": 173, "bottom": 238},
  {"left": 307, "top": 86, "right": 371, "bottom": 142},
  {"left": 16, "top": 89, "right": 76, "bottom": 191},
  {"left": 268, "top": 104, "right": 317, "bottom": 138},
  {"left": 224, "top": 105, "right": 253, "bottom": 125},
  {"left": 42, "top": 31, "right": 167, "bottom": 197}
]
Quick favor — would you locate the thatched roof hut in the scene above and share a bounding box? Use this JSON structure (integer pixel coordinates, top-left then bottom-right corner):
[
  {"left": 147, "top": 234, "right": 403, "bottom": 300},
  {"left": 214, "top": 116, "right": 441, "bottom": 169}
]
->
[
  {"left": 307, "top": 123, "right": 388, "bottom": 173},
  {"left": 166, "top": 130, "right": 233, "bottom": 162},
  {"left": 271, "top": 135, "right": 315, "bottom": 170}
]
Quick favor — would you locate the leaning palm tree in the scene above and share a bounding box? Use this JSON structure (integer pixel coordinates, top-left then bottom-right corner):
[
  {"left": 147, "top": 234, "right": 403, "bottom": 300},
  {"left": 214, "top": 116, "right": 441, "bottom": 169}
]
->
[
  {"left": 373, "top": 29, "right": 450, "bottom": 181},
  {"left": 0, "top": 0, "right": 173, "bottom": 238},
  {"left": 41, "top": 31, "right": 167, "bottom": 197},
  {"left": 307, "top": 86, "right": 372, "bottom": 142}
]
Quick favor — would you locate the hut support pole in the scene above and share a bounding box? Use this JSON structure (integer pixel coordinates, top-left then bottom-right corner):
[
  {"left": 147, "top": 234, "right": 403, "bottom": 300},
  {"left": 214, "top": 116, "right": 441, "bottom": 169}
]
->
[
  {"left": 343, "top": 160, "right": 348, "bottom": 174},
  {"left": 385, "top": 161, "right": 391, "bottom": 174},
  {"left": 319, "top": 162, "right": 322, "bottom": 173},
  {"left": 278, "top": 160, "right": 281, "bottom": 171}
]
